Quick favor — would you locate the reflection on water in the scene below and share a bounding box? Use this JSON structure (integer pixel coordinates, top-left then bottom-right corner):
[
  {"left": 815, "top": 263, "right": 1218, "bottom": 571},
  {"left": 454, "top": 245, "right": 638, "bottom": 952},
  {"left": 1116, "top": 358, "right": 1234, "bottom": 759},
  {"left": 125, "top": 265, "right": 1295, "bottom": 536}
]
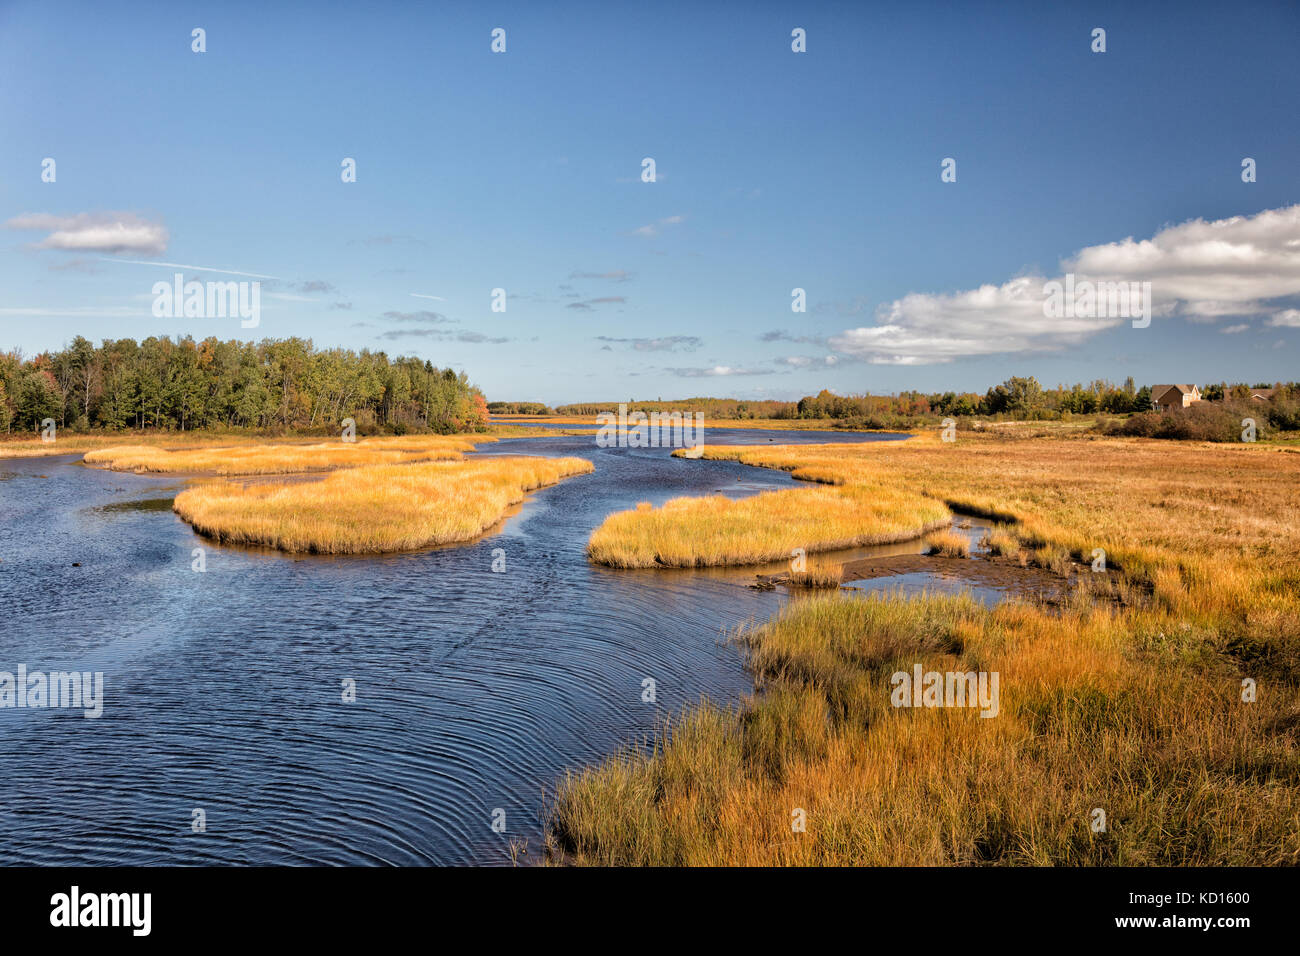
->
[
  {"left": 93, "top": 497, "right": 176, "bottom": 514},
  {"left": 847, "top": 571, "right": 1013, "bottom": 609},
  {"left": 0, "top": 428, "right": 915, "bottom": 865}
]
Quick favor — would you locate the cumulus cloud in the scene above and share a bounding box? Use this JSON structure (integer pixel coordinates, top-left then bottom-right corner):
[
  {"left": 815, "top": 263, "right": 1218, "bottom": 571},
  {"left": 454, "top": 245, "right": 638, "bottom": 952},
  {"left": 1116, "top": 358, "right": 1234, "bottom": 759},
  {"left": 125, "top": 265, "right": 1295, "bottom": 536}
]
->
[
  {"left": 1268, "top": 309, "right": 1300, "bottom": 328},
  {"left": 831, "top": 275, "right": 1110, "bottom": 365},
  {"left": 5, "top": 211, "right": 169, "bottom": 255},
  {"left": 1070, "top": 206, "right": 1300, "bottom": 310},
  {"left": 830, "top": 205, "right": 1300, "bottom": 365}
]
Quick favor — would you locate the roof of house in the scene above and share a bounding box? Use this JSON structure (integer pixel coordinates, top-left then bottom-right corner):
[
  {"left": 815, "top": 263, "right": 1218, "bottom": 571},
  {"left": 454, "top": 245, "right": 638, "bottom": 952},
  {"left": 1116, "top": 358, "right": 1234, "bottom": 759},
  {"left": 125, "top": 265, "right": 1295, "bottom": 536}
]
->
[
  {"left": 1250, "top": 387, "right": 1276, "bottom": 398},
  {"left": 1150, "top": 384, "right": 1198, "bottom": 398}
]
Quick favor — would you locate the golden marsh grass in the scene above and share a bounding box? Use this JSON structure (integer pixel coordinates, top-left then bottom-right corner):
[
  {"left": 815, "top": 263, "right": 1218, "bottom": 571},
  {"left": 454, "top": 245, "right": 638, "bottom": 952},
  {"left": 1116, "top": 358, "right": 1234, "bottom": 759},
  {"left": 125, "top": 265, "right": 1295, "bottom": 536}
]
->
[
  {"left": 551, "top": 434, "right": 1300, "bottom": 865},
  {"left": 786, "top": 559, "right": 844, "bottom": 589},
  {"left": 587, "top": 485, "right": 951, "bottom": 568},
  {"left": 924, "top": 529, "right": 971, "bottom": 557},
  {"left": 173, "top": 455, "right": 593, "bottom": 553}
]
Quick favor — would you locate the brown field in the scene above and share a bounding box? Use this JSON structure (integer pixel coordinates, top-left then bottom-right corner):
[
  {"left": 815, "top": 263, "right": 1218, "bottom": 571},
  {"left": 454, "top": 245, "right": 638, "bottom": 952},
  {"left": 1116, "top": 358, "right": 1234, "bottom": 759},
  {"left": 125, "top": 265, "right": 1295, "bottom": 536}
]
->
[{"left": 550, "top": 432, "right": 1300, "bottom": 865}]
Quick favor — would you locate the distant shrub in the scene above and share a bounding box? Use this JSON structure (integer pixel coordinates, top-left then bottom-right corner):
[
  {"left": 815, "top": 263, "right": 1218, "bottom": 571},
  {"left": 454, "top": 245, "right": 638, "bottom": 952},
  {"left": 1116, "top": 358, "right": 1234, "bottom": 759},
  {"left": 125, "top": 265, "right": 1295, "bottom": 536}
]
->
[
  {"left": 1106, "top": 402, "right": 1258, "bottom": 442},
  {"left": 1266, "top": 400, "right": 1300, "bottom": 432}
]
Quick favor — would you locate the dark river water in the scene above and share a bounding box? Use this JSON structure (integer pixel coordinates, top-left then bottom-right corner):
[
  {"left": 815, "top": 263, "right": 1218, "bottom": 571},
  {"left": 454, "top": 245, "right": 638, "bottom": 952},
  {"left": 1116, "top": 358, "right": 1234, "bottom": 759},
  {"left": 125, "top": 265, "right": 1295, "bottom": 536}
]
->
[{"left": 0, "top": 428, "right": 913, "bottom": 866}]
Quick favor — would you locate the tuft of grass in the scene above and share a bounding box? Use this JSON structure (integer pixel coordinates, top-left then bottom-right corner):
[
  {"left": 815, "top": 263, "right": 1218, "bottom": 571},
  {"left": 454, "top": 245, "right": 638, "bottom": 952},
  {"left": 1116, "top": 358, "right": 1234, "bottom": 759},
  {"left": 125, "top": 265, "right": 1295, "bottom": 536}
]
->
[
  {"left": 587, "top": 485, "right": 950, "bottom": 568},
  {"left": 925, "top": 529, "right": 971, "bottom": 557},
  {"left": 981, "top": 528, "right": 1020, "bottom": 557},
  {"left": 786, "top": 560, "right": 843, "bottom": 589},
  {"left": 173, "top": 455, "right": 593, "bottom": 553}
]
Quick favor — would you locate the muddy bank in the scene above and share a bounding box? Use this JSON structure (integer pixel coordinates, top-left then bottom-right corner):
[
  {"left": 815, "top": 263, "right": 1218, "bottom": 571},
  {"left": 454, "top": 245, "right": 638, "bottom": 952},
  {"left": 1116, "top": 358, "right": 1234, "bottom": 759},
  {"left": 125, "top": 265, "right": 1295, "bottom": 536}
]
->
[
  {"left": 841, "top": 552, "right": 1067, "bottom": 592},
  {"left": 753, "top": 550, "right": 1071, "bottom": 602}
]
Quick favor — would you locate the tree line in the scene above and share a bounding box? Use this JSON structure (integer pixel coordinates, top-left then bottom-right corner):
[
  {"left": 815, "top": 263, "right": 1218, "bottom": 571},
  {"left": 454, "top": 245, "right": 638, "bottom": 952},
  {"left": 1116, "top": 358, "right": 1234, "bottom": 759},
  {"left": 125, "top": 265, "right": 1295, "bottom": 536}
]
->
[
  {"left": 556, "top": 376, "right": 1299, "bottom": 429},
  {"left": 0, "top": 335, "right": 489, "bottom": 435}
]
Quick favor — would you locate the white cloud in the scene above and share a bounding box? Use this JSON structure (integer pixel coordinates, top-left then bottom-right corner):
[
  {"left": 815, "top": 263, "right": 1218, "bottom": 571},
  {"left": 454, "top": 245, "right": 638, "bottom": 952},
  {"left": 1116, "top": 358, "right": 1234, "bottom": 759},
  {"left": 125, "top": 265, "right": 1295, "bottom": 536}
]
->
[
  {"left": 830, "top": 205, "right": 1300, "bottom": 365},
  {"left": 1221, "top": 324, "right": 1250, "bottom": 334},
  {"left": 1071, "top": 206, "right": 1300, "bottom": 309},
  {"left": 831, "top": 275, "right": 1119, "bottom": 365},
  {"left": 667, "top": 365, "right": 767, "bottom": 377},
  {"left": 777, "top": 354, "right": 840, "bottom": 368},
  {"left": 5, "top": 212, "right": 169, "bottom": 255}
]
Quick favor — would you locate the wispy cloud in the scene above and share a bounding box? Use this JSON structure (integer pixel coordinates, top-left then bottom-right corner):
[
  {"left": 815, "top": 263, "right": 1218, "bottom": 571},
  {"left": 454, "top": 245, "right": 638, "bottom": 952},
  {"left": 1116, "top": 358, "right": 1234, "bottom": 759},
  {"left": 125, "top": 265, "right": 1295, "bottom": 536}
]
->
[
  {"left": 95, "top": 257, "right": 280, "bottom": 279},
  {"left": 776, "top": 354, "right": 841, "bottom": 368},
  {"left": 378, "top": 328, "right": 508, "bottom": 344},
  {"left": 48, "top": 258, "right": 101, "bottom": 274},
  {"left": 569, "top": 269, "right": 633, "bottom": 282},
  {"left": 596, "top": 335, "right": 700, "bottom": 352},
  {"left": 629, "top": 215, "right": 685, "bottom": 239},
  {"left": 567, "top": 296, "right": 626, "bottom": 311},
  {"left": 382, "top": 310, "right": 453, "bottom": 324},
  {"left": 665, "top": 364, "right": 769, "bottom": 377},
  {"left": 761, "top": 330, "right": 826, "bottom": 345}
]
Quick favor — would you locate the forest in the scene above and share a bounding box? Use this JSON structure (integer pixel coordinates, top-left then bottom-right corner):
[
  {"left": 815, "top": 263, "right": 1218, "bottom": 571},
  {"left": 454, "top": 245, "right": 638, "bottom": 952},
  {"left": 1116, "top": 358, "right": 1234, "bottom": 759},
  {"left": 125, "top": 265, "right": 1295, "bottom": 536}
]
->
[{"left": 0, "top": 335, "right": 489, "bottom": 435}]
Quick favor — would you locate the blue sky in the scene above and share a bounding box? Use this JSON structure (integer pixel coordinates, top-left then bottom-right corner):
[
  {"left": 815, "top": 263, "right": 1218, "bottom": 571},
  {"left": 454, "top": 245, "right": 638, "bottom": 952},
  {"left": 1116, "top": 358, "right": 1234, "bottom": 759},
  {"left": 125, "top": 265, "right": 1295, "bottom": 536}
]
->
[{"left": 2, "top": 0, "right": 1297, "bottom": 404}]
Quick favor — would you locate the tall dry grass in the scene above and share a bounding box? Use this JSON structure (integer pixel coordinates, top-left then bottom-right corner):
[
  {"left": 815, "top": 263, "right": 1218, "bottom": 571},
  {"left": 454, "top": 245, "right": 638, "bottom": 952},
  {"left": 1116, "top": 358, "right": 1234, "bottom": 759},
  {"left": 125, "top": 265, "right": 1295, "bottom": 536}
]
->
[
  {"left": 173, "top": 455, "right": 593, "bottom": 553},
  {"left": 550, "top": 433, "right": 1300, "bottom": 865},
  {"left": 924, "top": 529, "right": 971, "bottom": 557},
  {"left": 588, "top": 485, "right": 950, "bottom": 567}
]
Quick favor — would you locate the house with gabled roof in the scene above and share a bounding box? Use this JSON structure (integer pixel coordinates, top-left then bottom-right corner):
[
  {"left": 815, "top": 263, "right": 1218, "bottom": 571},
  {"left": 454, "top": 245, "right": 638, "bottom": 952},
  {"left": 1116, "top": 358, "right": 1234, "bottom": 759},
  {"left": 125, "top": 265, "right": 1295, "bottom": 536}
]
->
[{"left": 1150, "top": 384, "right": 1202, "bottom": 412}]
